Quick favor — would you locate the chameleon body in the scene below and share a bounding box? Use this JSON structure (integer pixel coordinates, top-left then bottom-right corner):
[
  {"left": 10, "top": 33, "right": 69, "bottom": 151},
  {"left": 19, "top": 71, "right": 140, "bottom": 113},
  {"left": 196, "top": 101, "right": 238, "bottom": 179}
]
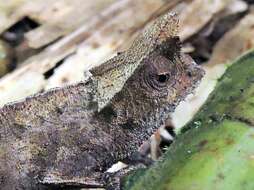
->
[{"left": 0, "top": 13, "right": 204, "bottom": 189}]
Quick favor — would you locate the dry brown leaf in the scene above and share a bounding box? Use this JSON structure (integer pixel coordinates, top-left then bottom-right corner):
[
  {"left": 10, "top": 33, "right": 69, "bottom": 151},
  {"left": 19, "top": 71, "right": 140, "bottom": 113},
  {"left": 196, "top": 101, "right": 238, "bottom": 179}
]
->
[
  {"left": 179, "top": 0, "right": 233, "bottom": 40},
  {"left": 0, "top": 0, "right": 116, "bottom": 48},
  {"left": 172, "top": 11, "right": 254, "bottom": 130},
  {"left": 0, "top": 0, "right": 179, "bottom": 107}
]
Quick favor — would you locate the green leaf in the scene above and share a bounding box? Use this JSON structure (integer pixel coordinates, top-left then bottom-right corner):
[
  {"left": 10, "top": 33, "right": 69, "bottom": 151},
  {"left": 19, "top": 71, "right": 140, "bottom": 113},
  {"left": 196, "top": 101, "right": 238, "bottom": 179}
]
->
[{"left": 124, "top": 49, "right": 254, "bottom": 190}]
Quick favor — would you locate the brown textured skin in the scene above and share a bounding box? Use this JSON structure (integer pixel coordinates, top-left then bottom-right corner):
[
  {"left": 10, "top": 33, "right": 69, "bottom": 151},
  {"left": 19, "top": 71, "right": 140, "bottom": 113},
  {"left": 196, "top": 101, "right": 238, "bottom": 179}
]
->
[{"left": 0, "top": 13, "right": 204, "bottom": 190}]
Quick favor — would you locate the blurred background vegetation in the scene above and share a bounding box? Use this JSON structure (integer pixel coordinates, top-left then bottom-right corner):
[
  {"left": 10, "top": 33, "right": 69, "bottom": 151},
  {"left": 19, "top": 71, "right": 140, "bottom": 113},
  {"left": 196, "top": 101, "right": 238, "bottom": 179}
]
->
[{"left": 0, "top": 1, "right": 254, "bottom": 189}]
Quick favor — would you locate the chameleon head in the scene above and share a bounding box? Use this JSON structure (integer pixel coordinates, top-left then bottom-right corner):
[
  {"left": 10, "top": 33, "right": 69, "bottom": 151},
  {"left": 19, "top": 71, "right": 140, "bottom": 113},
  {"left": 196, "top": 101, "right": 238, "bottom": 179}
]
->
[
  {"left": 91, "top": 12, "right": 204, "bottom": 130},
  {"left": 109, "top": 37, "right": 204, "bottom": 128}
]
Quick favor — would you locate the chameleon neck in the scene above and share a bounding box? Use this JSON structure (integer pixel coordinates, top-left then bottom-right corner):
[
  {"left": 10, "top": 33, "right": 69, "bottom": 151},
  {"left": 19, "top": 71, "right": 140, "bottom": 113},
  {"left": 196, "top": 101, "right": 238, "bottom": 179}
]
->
[{"left": 98, "top": 92, "right": 171, "bottom": 144}]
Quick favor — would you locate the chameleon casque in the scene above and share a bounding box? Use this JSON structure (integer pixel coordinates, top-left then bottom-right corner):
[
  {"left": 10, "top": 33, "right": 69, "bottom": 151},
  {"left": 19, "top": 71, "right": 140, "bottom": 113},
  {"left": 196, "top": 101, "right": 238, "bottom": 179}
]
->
[{"left": 0, "top": 13, "right": 204, "bottom": 189}]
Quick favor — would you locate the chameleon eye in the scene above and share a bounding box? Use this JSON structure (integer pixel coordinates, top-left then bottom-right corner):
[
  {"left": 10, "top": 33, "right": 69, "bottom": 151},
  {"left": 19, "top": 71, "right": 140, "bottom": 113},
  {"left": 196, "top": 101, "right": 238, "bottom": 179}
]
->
[{"left": 156, "top": 74, "right": 169, "bottom": 83}]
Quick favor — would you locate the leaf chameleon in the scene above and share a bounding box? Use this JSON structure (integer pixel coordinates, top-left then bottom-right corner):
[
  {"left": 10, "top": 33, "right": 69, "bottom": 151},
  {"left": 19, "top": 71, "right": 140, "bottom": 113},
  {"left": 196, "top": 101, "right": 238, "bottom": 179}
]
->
[{"left": 0, "top": 12, "right": 204, "bottom": 190}]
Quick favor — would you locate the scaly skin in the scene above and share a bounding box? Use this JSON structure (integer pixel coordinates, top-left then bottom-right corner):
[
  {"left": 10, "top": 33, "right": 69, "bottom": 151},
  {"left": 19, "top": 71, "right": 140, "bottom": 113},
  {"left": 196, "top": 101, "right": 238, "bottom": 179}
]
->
[{"left": 0, "top": 13, "right": 204, "bottom": 189}]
